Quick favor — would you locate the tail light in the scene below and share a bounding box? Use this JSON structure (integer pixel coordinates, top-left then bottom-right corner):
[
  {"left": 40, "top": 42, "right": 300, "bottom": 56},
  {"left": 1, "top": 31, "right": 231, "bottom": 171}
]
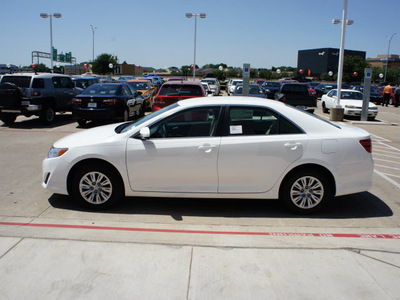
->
[
  {"left": 72, "top": 98, "right": 81, "bottom": 105},
  {"left": 359, "top": 138, "right": 372, "bottom": 153},
  {"left": 31, "top": 90, "right": 41, "bottom": 97},
  {"left": 103, "top": 99, "right": 118, "bottom": 105}
]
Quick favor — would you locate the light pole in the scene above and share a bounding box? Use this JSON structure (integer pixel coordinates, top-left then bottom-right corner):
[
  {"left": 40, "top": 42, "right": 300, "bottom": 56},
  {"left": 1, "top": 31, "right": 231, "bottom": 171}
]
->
[
  {"left": 331, "top": 0, "right": 353, "bottom": 121},
  {"left": 90, "top": 25, "right": 98, "bottom": 62},
  {"left": 186, "top": 13, "right": 206, "bottom": 81},
  {"left": 40, "top": 13, "right": 62, "bottom": 72},
  {"left": 384, "top": 33, "right": 396, "bottom": 82}
]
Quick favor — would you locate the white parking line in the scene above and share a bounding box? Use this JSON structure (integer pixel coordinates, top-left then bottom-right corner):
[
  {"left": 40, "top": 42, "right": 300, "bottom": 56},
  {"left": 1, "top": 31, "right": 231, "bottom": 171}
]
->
[
  {"left": 374, "top": 164, "right": 400, "bottom": 171},
  {"left": 374, "top": 169, "right": 400, "bottom": 189},
  {"left": 373, "top": 158, "right": 400, "bottom": 165}
]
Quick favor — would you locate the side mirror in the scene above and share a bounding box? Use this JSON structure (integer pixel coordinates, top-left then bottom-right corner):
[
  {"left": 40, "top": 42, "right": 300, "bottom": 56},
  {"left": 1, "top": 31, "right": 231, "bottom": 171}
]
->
[{"left": 139, "top": 127, "right": 150, "bottom": 139}]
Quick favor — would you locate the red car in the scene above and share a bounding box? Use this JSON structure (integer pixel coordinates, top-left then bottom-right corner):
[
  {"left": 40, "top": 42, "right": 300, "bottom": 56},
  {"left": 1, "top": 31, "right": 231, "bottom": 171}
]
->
[
  {"left": 376, "top": 86, "right": 395, "bottom": 104},
  {"left": 153, "top": 81, "right": 206, "bottom": 111}
]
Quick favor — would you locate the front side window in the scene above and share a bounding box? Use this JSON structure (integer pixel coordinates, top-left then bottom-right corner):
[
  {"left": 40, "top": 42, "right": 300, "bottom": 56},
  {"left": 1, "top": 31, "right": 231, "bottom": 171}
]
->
[
  {"left": 149, "top": 106, "right": 221, "bottom": 138},
  {"left": 228, "top": 106, "right": 303, "bottom": 136}
]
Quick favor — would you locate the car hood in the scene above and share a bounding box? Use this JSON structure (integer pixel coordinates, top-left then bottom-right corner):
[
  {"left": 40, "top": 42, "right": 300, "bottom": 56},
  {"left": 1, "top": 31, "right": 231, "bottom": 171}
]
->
[
  {"left": 53, "top": 123, "right": 121, "bottom": 148},
  {"left": 340, "top": 99, "right": 377, "bottom": 108}
]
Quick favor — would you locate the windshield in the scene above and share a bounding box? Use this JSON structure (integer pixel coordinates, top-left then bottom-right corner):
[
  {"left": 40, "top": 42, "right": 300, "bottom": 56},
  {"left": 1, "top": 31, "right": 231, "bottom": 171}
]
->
[
  {"left": 126, "top": 82, "right": 149, "bottom": 90},
  {"left": 81, "top": 84, "right": 119, "bottom": 95},
  {"left": 202, "top": 80, "right": 216, "bottom": 84},
  {"left": 341, "top": 91, "right": 363, "bottom": 100},
  {"left": 119, "top": 103, "right": 180, "bottom": 133}
]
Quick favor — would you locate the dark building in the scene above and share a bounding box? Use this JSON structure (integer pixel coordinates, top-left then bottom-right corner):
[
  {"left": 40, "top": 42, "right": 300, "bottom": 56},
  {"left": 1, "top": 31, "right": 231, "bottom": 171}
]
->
[{"left": 297, "top": 48, "right": 366, "bottom": 77}]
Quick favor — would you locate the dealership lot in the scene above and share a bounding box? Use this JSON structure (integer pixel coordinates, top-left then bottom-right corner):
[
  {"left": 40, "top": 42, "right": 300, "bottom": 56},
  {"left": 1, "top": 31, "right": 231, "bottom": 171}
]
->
[{"left": 1, "top": 102, "right": 400, "bottom": 299}]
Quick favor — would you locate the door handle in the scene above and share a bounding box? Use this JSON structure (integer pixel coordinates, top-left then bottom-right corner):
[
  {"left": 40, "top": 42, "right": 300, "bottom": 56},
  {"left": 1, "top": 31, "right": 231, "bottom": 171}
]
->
[
  {"left": 284, "top": 143, "right": 302, "bottom": 150},
  {"left": 198, "top": 145, "right": 217, "bottom": 153}
]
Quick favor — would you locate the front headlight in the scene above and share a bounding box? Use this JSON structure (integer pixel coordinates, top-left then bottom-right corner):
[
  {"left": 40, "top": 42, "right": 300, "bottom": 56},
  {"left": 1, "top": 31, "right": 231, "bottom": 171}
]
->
[{"left": 47, "top": 147, "right": 68, "bottom": 158}]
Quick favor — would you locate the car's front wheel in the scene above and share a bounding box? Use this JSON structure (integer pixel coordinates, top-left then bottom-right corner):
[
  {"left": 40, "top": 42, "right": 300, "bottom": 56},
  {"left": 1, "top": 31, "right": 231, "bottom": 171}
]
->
[
  {"left": 280, "top": 169, "right": 333, "bottom": 214},
  {"left": 71, "top": 163, "right": 124, "bottom": 209},
  {"left": 322, "top": 102, "right": 329, "bottom": 113}
]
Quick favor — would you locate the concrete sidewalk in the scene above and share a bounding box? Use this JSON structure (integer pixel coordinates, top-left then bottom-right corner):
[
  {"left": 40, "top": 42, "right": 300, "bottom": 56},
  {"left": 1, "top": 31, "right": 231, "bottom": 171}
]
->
[{"left": 1, "top": 235, "right": 400, "bottom": 300}]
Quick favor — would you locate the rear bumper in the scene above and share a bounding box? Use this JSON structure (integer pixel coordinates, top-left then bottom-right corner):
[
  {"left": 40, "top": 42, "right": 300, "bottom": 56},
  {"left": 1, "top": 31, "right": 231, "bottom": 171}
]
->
[
  {"left": 0, "top": 104, "right": 42, "bottom": 114},
  {"left": 72, "top": 107, "right": 120, "bottom": 120}
]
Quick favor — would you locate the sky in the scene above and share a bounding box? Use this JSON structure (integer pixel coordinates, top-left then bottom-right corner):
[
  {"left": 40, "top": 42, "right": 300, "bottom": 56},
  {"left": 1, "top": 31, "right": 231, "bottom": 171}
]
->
[{"left": 1, "top": 0, "right": 400, "bottom": 70}]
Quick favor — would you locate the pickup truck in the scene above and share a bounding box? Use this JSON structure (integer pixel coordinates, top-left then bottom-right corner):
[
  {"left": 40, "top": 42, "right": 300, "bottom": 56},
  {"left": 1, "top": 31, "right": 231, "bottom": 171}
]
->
[{"left": 274, "top": 83, "right": 317, "bottom": 113}]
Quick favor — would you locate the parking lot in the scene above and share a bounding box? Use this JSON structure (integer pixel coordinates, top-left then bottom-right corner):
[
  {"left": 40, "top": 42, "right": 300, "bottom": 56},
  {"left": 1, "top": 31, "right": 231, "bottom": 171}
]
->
[{"left": 1, "top": 98, "right": 400, "bottom": 299}]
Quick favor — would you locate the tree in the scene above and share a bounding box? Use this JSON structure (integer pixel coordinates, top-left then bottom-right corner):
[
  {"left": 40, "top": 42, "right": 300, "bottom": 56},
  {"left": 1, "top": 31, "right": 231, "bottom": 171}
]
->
[
  {"left": 91, "top": 53, "right": 118, "bottom": 74},
  {"left": 342, "top": 56, "right": 370, "bottom": 83},
  {"left": 181, "top": 65, "right": 192, "bottom": 76}
]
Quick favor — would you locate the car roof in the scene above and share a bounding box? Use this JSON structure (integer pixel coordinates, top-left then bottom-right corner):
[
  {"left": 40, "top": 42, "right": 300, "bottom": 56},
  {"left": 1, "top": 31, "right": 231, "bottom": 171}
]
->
[
  {"left": 2, "top": 73, "right": 70, "bottom": 78},
  {"left": 127, "top": 79, "right": 149, "bottom": 83}
]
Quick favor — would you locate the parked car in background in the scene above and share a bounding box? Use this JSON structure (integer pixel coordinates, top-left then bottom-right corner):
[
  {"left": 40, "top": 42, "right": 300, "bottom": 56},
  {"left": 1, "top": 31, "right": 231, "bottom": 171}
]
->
[
  {"left": 153, "top": 81, "right": 205, "bottom": 111},
  {"left": 145, "top": 74, "right": 163, "bottom": 88},
  {"left": 352, "top": 85, "right": 383, "bottom": 104},
  {"left": 376, "top": 86, "right": 395, "bottom": 105},
  {"left": 275, "top": 83, "right": 317, "bottom": 113},
  {"left": 126, "top": 79, "right": 157, "bottom": 111},
  {"left": 254, "top": 79, "right": 266, "bottom": 86},
  {"left": 43, "top": 97, "right": 374, "bottom": 214},
  {"left": 72, "top": 76, "right": 100, "bottom": 92},
  {"left": 167, "top": 77, "right": 186, "bottom": 82},
  {"left": 232, "top": 84, "right": 267, "bottom": 98},
  {"left": 226, "top": 79, "right": 243, "bottom": 96},
  {"left": 321, "top": 89, "right": 378, "bottom": 120},
  {"left": 201, "top": 82, "right": 214, "bottom": 96},
  {"left": 261, "top": 81, "right": 280, "bottom": 99},
  {"left": 98, "top": 76, "right": 116, "bottom": 83},
  {"left": 72, "top": 83, "right": 145, "bottom": 126},
  {"left": 314, "top": 83, "right": 350, "bottom": 99},
  {"left": 117, "top": 76, "right": 136, "bottom": 83},
  {"left": 0, "top": 73, "right": 77, "bottom": 125},
  {"left": 201, "top": 78, "right": 220, "bottom": 96}
]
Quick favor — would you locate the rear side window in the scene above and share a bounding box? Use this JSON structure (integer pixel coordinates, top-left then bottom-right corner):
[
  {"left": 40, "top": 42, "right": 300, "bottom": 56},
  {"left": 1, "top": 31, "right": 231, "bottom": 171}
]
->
[
  {"left": 32, "top": 78, "right": 45, "bottom": 89},
  {"left": 1, "top": 76, "right": 32, "bottom": 88},
  {"left": 53, "top": 77, "right": 73, "bottom": 89},
  {"left": 159, "top": 84, "right": 203, "bottom": 96}
]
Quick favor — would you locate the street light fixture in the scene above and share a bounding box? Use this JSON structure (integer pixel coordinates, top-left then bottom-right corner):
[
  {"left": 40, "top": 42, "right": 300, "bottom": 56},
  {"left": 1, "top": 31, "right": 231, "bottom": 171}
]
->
[
  {"left": 40, "top": 13, "right": 62, "bottom": 72},
  {"left": 90, "top": 25, "right": 98, "bottom": 62},
  {"left": 186, "top": 13, "right": 206, "bottom": 81},
  {"left": 384, "top": 33, "right": 396, "bottom": 82},
  {"left": 331, "top": 0, "right": 353, "bottom": 121}
]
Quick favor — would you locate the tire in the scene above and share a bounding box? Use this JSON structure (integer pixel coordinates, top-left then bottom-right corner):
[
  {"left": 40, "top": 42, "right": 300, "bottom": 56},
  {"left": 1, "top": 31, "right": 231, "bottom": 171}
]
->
[
  {"left": 322, "top": 102, "right": 329, "bottom": 113},
  {"left": 139, "top": 103, "right": 146, "bottom": 117},
  {"left": 0, "top": 113, "right": 17, "bottom": 125},
  {"left": 77, "top": 119, "right": 87, "bottom": 127},
  {"left": 0, "top": 82, "right": 22, "bottom": 108},
  {"left": 123, "top": 109, "right": 129, "bottom": 122},
  {"left": 280, "top": 169, "right": 333, "bottom": 214},
  {"left": 39, "top": 105, "right": 56, "bottom": 124},
  {"left": 71, "top": 163, "right": 124, "bottom": 209}
]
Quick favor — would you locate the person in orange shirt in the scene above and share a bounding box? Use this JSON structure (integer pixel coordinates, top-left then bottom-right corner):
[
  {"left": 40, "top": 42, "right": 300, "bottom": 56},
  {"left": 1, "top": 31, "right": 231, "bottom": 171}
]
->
[{"left": 383, "top": 83, "right": 393, "bottom": 107}]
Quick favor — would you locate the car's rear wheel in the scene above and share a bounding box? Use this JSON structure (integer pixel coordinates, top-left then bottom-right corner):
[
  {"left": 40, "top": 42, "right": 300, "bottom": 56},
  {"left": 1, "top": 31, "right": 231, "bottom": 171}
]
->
[
  {"left": 40, "top": 105, "right": 56, "bottom": 124},
  {"left": 280, "top": 169, "right": 333, "bottom": 214},
  {"left": 0, "top": 113, "right": 17, "bottom": 125},
  {"left": 71, "top": 163, "right": 124, "bottom": 209}
]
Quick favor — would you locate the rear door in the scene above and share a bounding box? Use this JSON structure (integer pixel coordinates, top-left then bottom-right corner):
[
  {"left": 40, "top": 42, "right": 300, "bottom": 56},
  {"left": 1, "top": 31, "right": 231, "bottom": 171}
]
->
[{"left": 218, "top": 106, "right": 308, "bottom": 193}]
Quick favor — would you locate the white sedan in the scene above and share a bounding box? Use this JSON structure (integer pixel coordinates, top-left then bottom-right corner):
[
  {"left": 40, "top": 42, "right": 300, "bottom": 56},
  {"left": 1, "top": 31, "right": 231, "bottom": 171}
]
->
[
  {"left": 43, "top": 97, "right": 374, "bottom": 214},
  {"left": 321, "top": 89, "right": 378, "bottom": 120}
]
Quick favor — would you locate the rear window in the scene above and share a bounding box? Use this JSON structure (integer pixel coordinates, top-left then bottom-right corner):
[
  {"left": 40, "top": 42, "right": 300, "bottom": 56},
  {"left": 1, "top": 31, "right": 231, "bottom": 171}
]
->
[
  {"left": 81, "top": 84, "right": 120, "bottom": 95},
  {"left": 1, "top": 76, "right": 32, "bottom": 88},
  {"left": 281, "top": 84, "right": 308, "bottom": 94},
  {"left": 159, "top": 84, "right": 203, "bottom": 96}
]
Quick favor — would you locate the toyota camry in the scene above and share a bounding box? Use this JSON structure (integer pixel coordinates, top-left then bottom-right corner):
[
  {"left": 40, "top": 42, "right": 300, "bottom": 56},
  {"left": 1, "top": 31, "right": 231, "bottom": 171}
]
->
[{"left": 43, "top": 97, "right": 374, "bottom": 214}]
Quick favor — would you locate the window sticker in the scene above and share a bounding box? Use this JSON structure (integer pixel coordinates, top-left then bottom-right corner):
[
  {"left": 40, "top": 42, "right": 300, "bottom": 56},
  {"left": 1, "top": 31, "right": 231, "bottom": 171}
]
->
[{"left": 230, "top": 125, "right": 243, "bottom": 135}]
